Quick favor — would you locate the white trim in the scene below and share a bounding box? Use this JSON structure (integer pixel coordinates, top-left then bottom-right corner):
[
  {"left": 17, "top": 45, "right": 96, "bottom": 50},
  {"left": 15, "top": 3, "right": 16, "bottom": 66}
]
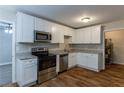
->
[
  {"left": 12, "top": 22, "right": 16, "bottom": 83},
  {"left": 0, "top": 19, "right": 16, "bottom": 83},
  {"left": 102, "top": 30, "right": 105, "bottom": 70},
  {"left": 77, "top": 64, "right": 100, "bottom": 72},
  {"left": 0, "top": 62, "right": 12, "bottom": 66},
  {"left": 113, "top": 63, "right": 124, "bottom": 65},
  {"left": 104, "top": 28, "right": 124, "bottom": 32}
]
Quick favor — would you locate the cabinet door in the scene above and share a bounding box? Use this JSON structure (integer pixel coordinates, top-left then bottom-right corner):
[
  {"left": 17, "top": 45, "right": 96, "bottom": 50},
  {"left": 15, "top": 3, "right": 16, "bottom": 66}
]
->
[
  {"left": 34, "top": 17, "right": 46, "bottom": 31},
  {"left": 22, "top": 14, "right": 34, "bottom": 43},
  {"left": 64, "top": 27, "right": 73, "bottom": 36},
  {"left": 91, "top": 25, "right": 101, "bottom": 43},
  {"left": 16, "top": 12, "right": 34, "bottom": 43},
  {"left": 75, "top": 29, "right": 83, "bottom": 43},
  {"left": 75, "top": 28, "right": 91, "bottom": 44},
  {"left": 59, "top": 30, "right": 64, "bottom": 43},
  {"left": 22, "top": 63, "right": 37, "bottom": 85},
  {"left": 51, "top": 24, "right": 58, "bottom": 43},
  {"left": 84, "top": 28, "right": 91, "bottom": 43},
  {"left": 71, "top": 30, "right": 76, "bottom": 43},
  {"left": 77, "top": 53, "right": 87, "bottom": 67},
  {"left": 51, "top": 23, "right": 64, "bottom": 43},
  {"left": 68, "top": 53, "right": 76, "bottom": 68},
  {"left": 87, "top": 54, "right": 98, "bottom": 69},
  {"left": 45, "top": 21, "right": 52, "bottom": 32},
  {"left": 80, "top": 29, "right": 86, "bottom": 43}
]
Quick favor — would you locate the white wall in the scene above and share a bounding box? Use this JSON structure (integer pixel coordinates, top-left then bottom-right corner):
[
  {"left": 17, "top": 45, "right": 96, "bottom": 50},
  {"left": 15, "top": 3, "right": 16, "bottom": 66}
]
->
[
  {"left": 0, "top": 8, "right": 16, "bottom": 22},
  {"left": 103, "top": 20, "right": 124, "bottom": 31}
]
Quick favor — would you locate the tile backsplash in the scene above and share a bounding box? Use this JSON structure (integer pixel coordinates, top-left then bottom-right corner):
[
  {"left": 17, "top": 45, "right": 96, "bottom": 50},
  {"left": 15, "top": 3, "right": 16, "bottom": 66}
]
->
[
  {"left": 16, "top": 42, "right": 103, "bottom": 54},
  {"left": 16, "top": 42, "right": 59, "bottom": 53}
]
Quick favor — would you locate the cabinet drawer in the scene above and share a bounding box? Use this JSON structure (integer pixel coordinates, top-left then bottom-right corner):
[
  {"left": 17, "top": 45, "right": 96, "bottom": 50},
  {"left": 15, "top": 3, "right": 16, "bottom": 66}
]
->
[{"left": 21, "top": 59, "right": 37, "bottom": 65}]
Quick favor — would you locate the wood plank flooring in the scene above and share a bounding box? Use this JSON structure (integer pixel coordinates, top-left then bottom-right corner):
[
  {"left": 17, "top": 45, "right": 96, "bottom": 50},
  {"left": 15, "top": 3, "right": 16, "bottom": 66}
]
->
[{"left": 35, "top": 64, "right": 124, "bottom": 87}]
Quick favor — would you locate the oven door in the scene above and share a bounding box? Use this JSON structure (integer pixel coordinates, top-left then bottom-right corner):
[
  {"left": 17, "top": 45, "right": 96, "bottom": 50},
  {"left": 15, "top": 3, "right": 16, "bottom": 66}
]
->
[
  {"left": 38, "top": 56, "right": 56, "bottom": 71},
  {"left": 34, "top": 31, "right": 51, "bottom": 41}
]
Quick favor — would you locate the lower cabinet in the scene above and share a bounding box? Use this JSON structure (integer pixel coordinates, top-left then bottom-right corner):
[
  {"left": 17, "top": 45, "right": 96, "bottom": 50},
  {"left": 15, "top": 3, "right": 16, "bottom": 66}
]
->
[
  {"left": 87, "top": 54, "right": 99, "bottom": 70},
  {"left": 68, "top": 53, "right": 77, "bottom": 69},
  {"left": 16, "top": 59, "right": 37, "bottom": 87},
  {"left": 77, "top": 53, "right": 99, "bottom": 71},
  {"left": 77, "top": 53, "right": 88, "bottom": 67},
  {"left": 69, "top": 53, "right": 101, "bottom": 72}
]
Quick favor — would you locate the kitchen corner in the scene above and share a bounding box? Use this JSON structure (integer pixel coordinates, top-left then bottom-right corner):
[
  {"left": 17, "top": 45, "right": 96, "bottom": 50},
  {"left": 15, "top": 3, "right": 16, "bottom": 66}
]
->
[
  {"left": 0, "top": 11, "right": 104, "bottom": 87},
  {"left": 1, "top": 5, "right": 124, "bottom": 87}
]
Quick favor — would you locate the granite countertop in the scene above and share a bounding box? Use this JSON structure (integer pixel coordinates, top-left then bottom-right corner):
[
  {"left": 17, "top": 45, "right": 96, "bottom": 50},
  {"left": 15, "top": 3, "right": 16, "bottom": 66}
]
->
[
  {"left": 49, "top": 48, "right": 103, "bottom": 55},
  {"left": 49, "top": 50, "right": 68, "bottom": 55},
  {"left": 16, "top": 52, "right": 37, "bottom": 60},
  {"left": 70, "top": 48, "right": 103, "bottom": 54}
]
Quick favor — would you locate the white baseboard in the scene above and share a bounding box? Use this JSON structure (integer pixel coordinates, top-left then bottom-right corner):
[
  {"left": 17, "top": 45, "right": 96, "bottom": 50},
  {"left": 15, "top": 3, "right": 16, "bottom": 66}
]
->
[
  {"left": 113, "top": 62, "right": 124, "bottom": 65},
  {"left": 77, "top": 64, "right": 100, "bottom": 72}
]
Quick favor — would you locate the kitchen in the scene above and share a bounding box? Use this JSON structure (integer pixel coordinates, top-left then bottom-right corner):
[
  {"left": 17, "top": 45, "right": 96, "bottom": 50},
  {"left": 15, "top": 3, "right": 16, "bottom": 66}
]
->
[{"left": 1, "top": 5, "right": 124, "bottom": 87}]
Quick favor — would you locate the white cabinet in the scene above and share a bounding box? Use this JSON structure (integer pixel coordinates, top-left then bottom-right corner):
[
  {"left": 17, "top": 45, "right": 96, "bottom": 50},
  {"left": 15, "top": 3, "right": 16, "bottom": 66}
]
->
[
  {"left": 84, "top": 28, "right": 91, "bottom": 43},
  {"left": 34, "top": 17, "right": 52, "bottom": 32},
  {"left": 50, "top": 23, "right": 75, "bottom": 43},
  {"left": 16, "top": 59, "right": 37, "bottom": 87},
  {"left": 51, "top": 23, "right": 64, "bottom": 43},
  {"left": 68, "top": 53, "right": 77, "bottom": 68},
  {"left": 90, "top": 25, "right": 101, "bottom": 43},
  {"left": 77, "top": 53, "right": 87, "bottom": 67},
  {"left": 63, "top": 27, "right": 73, "bottom": 36},
  {"left": 16, "top": 12, "right": 34, "bottom": 43},
  {"left": 68, "top": 52, "right": 102, "bottom": 72},
  {"left": 76, "top": 53, "right": 99, "bottom": 71},
  {"left": 87, "top": 54, "right": 99, "bottom": 69},
  {"left": 75, "top": 29, "right": 82, "bottom": 43},
  {"left": 74, "top": 25, "right": 101, "bottom": 44},
  {"left": 70, "top": 30, "right": 76, "bottom": 43},
  {"left": 45, "top": 21, "right": 53, "bottom": 32},
  {"left": 75, "top": 28, "right": 88, "bottom": 43},
  {"left": 34, "top": 17, "right": 46, "bottom": 31},
  {"left": 16, "top": 13, "right": 75, "bottom": 44}
]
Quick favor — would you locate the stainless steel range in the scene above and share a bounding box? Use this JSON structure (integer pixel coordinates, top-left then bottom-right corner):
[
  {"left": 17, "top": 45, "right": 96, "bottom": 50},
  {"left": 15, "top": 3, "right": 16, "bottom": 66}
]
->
[{"left": 31, "top": 47, "right": 57, "bottom": 84}]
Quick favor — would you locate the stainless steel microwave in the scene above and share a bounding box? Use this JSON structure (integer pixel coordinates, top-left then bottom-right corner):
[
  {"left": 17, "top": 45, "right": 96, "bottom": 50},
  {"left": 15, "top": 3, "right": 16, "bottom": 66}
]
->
[{"left": 34, "top": 30, "right": 51, "bottom": 42}]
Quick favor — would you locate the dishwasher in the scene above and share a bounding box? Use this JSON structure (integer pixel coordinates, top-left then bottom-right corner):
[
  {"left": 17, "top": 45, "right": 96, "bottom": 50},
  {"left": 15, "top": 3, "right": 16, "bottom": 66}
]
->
[{"left": 59, "top": 54, "right": 68, "bottom": 73}]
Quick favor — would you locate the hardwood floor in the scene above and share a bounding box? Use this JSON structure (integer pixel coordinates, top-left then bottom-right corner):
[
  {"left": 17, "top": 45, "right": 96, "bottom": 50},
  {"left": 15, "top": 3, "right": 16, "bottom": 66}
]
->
[{"left": 35, "top": 64, "right": 124, "bottom": 87}]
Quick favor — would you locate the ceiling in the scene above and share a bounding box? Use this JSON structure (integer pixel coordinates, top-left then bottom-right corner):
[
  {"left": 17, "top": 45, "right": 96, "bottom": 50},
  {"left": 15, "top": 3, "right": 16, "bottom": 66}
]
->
[{"left": 1, "top": 5, "right": 124, "bottom": 28}]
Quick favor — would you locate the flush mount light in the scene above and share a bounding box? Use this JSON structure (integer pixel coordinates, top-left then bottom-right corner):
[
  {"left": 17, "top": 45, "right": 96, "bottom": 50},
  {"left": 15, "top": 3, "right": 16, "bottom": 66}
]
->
[{"left": 81, "top": 17, "right": 90, "bottom": 23}]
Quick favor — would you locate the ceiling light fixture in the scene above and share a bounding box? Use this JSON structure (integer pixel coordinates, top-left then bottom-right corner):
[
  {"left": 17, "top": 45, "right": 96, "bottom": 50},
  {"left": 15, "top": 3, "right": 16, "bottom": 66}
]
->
[{"left": 81, "top": 17, "right": 90, "bottom": 23}]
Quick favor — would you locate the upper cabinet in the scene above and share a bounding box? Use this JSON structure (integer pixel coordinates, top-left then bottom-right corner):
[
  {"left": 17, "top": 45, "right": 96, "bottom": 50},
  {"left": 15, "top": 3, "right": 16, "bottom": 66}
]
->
[
  {"left": 90, "top": 25, "right": 101, "bottom": 43},
  {"left": 51, "top": 23, "right": 64, "bottom": 43},
  {"left": 16, "top": 12, "right": 101, "bottom": 44},
  {"left": 75, "top": 25, "right": 101, "bottom": 44},
  {"left": 50, "top": 24, "right": 75, "bottom": 43},
  {"left": 75, "top": 29, "right": 82, "bottom": 43},
  {"left": 34, "top": 17, "right": 52, "bottom": 32},
  {"left": 16, "top": 12, "right": 34, "bottom": 43},
  {"left": 34, "top": 17, "right": 46, "bottom": 31},
  {"left": 63, "top": 26, "right": 73, "bottom": 36}
]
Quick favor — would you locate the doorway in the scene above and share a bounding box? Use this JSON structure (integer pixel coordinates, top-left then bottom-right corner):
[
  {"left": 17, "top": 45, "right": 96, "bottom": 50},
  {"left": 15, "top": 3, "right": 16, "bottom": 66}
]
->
[
  {"left": 104, "top": 29, "right": 124, "bottom": 67},
  {"left": 0, "top": 20, "right": 15, "bottom": 86}
]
